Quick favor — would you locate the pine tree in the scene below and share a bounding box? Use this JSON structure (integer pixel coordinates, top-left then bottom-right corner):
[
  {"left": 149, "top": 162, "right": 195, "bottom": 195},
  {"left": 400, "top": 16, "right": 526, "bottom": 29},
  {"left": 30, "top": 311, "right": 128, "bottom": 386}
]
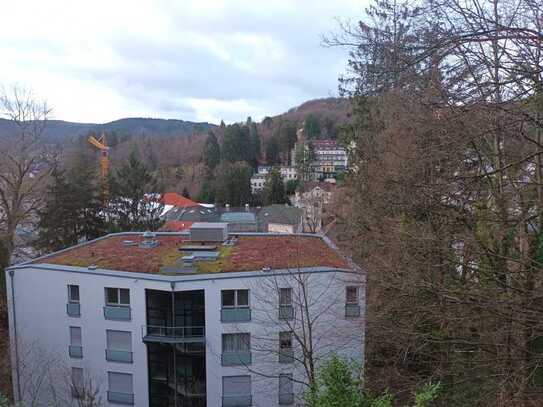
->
[
  {"left": 264, "top": 168, "right": 287, "bottom": 205},
  {"left": 304, "top": 114, "right": 321, "bottom": 139},
  {"left": 202, "top": 131, "right": 221, "bottom": 172},
  {"left": 108, "top": 152, "right": 164, "bottom": 231},
  {"left": 266, "top": 136, "right": 281, "bottom": 165},
  {"left": 213, "top": 161, "right": 252, "bottom": 206}
]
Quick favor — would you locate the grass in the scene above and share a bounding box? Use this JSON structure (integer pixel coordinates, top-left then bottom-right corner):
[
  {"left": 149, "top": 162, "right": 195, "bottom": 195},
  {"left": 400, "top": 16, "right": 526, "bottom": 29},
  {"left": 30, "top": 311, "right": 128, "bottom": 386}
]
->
[{"left": 193, "top": 246, "right": 233, "bottom": 274}]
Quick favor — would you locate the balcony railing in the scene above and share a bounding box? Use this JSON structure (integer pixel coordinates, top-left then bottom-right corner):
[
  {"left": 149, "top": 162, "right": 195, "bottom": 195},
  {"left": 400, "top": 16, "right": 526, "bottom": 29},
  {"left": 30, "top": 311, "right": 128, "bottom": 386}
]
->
[
  {"left": 104, "top": 306, "right": 131, "bottom": 321},
  {"left": 279, "top": 392, "right": 294, "bottom": 405},
  {"left": 69, "top": 345, "right": 83, "bottom": 359},
  {"left": 279, "top": 348, "right": 294, "bottom": 364},
  {"left": 221, "top": 307, "right": 251, "bottom": 323},
  {"left": 221, "top": 351, "right": 252, "bottom": 366},
  {"left": 222, "top": 394, "right": 252, "bottom": 407},
  {"left": 279, "top": 305, "right": 294, "bottom": 320},
  {"left": 345, "top": 304, "right": 361, "bottom": 318},
  {"left": 107, "top": 391, "right": 134, "bottom": 405},
  {"left": 106, "top": 349, "right": 133, "bottom": 363},
  {"left": 67, "top": 303, "right": 80, "bottom": 317},
  {"left": 142, "top": 325, "right": 205, "bottom": 343}
]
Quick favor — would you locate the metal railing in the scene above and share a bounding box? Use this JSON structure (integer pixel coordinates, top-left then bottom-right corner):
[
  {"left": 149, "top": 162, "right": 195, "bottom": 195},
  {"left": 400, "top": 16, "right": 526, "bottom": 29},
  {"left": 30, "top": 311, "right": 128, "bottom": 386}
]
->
[
  {"left": 221, "top": 351, "right": 252, "bottom": 366},
  {"left": 279, "top": 305, "right": 294, "bottom": 320},
  {"left": 107, "top": 391, "right": 134, "bottom": 405},
  {"left": 221, "top": 307, "right": 251, "bottom": 323},
  {"left": 222, "top": 394, "right": 252, "bottom": 407},
  {"left": 67, "top": 303, "right": 80, "bottom": 317},
  {"left": 105, "top": 349, "right": 133, "bottom": 363},
  {"left": 69, "top": 345, "right": 83, "bottom": 359},
  {"left": 142, "top": 325, "right": 205, "bottom": 339},
  {"left": 103, "top": 306, "right": 131, "bottom": 321},
  {"left": 345, "top": 304, "right": 361, "bottom": 318}
]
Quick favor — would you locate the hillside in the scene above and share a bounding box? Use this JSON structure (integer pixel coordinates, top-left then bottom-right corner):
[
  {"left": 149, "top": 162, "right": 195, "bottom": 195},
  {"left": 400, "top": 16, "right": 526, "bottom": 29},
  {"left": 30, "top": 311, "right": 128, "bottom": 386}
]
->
[{"left": 0, "top": 117, "right": 216, "bottom": 143}]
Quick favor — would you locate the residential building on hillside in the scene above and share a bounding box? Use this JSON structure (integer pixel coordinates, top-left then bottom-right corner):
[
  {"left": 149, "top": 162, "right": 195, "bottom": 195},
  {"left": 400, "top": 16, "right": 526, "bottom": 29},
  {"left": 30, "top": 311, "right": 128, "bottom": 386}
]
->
[
  {"left": 6, "top": 226, "right": 364, "bottom": 407},
  {"left": 293, "top": 182, "right": 336, "bottom": 233},
  {"left": 162, "top": 205, "right": 258, "bottom": 233},
  {"left": 291, "top": 138, "right": 348, "bottom": 181},
  {"left": 250, "top": 166, "right": 297, "bottom": 193}
]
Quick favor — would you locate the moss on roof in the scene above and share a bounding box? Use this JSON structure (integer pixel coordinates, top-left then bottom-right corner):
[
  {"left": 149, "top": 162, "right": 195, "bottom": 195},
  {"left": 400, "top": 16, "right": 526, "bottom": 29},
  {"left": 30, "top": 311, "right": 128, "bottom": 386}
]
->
[{"left": 33, "top": 233, "right": 350, "bottom": 274}]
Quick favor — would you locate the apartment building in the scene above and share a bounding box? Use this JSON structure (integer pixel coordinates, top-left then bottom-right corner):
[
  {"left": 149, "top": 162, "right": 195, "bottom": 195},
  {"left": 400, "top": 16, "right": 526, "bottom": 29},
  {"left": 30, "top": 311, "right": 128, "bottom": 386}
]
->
[
  {"left": 250, "top": 166, "right": 298, "bottom": 193},
  {"left": 6, "top": 225, "right": 364, "bottom": 407}
]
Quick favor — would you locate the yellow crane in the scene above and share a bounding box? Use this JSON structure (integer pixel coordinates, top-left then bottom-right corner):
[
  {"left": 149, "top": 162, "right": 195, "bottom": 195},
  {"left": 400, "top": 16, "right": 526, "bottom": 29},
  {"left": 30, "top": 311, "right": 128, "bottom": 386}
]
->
[{"left": 88, "top": 132, "right": 110, "bottom": 203}]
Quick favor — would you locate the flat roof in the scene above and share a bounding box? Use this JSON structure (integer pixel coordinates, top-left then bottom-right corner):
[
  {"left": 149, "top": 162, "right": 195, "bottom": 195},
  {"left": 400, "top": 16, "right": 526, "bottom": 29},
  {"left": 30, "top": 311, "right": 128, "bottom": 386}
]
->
[{"left": 28, "top": 233, "right": 351, "bottom": 275}]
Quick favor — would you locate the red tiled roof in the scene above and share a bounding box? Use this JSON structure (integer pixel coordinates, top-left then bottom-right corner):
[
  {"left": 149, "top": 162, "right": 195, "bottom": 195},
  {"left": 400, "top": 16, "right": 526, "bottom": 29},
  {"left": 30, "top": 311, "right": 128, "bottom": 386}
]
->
[
  {"left": 32, "top": 233, "right": 350, "bottom": 274},
  {"left": 162, "top": 192, "right": 198, "bottom": 207}
]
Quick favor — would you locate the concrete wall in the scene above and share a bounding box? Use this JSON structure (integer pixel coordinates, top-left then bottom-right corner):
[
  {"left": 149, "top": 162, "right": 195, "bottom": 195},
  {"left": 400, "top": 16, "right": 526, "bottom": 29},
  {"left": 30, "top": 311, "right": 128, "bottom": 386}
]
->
[{"left": 6, "top": 265, "right": 364, "bottom": 407}]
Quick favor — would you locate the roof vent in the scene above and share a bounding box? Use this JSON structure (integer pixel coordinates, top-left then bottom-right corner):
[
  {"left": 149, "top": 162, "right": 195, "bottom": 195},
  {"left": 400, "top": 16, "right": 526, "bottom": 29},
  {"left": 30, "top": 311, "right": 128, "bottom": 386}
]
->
[
  {"left": 123, "top": 240, "right": 137, "bottom": 247},
  {"left": 88, "top": 265, "right": 98, "bottom": 270},
  {"left": 190, "top": 222, "right": 228, "bottom": 242},
  {"left": 261, "top": 266, "right": 271, "bottom": 272},
  {"left": 139, "top": 239, "right": 159, "bottom": 249},
  {"left": 142, "top": 231, "right": 156, "bottom": 238}
]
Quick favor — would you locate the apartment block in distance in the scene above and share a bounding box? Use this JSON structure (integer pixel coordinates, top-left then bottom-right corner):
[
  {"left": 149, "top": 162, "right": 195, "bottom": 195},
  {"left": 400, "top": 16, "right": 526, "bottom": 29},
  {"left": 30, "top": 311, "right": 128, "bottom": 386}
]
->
[{"left": 6, "top": 223, "right": 364, "bottom": 407}]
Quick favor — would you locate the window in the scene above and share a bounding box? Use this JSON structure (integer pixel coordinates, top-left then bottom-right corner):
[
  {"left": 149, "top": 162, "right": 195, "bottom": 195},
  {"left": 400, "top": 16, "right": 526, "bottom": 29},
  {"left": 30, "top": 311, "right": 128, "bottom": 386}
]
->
[
  {"left": 279, "top": 374, "right": 294, "bottom": 405},
  {"left": 346, "top": 287, "right": 359, "bottom": 305},
  {"left": 70, "top": 327, "right": 82, "bottom": 347},
  {"left": 68, "top": 285, "right": 80, "bottom": 303},
  {"left": 108, "top": 372, "right": 133, "bottom": 395},
  {"left": 222, "top": 289, "right": 249, "bottom": 308},
  {"left": 279, "top": 288, "right": 292, "bottom": 306},
  {"left": 105, "top": 288, "right": 130, "bottom": 306},
  {"left": 107, "top": 330, "right": 132, "bottom": 352},
  {"left": 280, "top": 331, "right": 292, "bottom": 352},
  {"left": 222, "top": 333, "right": 250, "bottom": 353},
  {"left": 71, "top": 367, "right": 84, "bottom": 398}
]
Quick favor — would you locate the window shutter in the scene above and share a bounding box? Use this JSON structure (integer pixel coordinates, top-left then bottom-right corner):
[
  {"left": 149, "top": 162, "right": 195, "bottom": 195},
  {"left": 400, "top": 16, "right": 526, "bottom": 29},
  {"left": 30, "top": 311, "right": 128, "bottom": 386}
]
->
[
  {"left": 223, "top": 375, "right": 251, "bottom": 396},
  {"left": 108, "top": 372, "right": 133, "bottom": 394},
  {"left": 107, "top": 330, "right": 131, "bottom": 351},
  {"left": 70, "top": 327, "right": 82, "bottom": 346}
]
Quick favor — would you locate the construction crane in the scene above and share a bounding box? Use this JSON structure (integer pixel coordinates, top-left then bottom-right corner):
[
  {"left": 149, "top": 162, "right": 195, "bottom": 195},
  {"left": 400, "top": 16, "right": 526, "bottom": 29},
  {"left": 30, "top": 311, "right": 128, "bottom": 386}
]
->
[{"left": 88, "top": 132, "right": 110, "bottom": 203}]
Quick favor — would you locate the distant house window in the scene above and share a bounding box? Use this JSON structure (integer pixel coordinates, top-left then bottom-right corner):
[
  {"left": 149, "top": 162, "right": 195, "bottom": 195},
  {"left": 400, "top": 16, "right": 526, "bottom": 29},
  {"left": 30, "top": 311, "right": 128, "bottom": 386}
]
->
[
  {"left": 70, "top": 327, "right": 82, "bottom": 347},
  {"left": 105, "top": 288, "right": 130, "bottom": 307},
  {"left": 68, "top": 285, "right": 80, "bottom": 303},
  {"left": 346, "top": 287, "right": 359, "bottom": 305},
  {"left": 279, "top": 288, "right": 292, "bottom": 306},
  {"left": 280, "top": 331, "right": 292, "bottom": 352},
  {"left": 222, "top": 289, "right": 249, "bottom": 308},
  {"left": 279, "top": 374, "right": 294, "bottom": 404},
  {"left": 223, "top": 376, "right": 251, "bottom": 403},
  {"left": 108, "top": 372, "right": 134, "bottom": 404},
  {"left": 107, "top": 330, "right": 132, "bottom": 352}
]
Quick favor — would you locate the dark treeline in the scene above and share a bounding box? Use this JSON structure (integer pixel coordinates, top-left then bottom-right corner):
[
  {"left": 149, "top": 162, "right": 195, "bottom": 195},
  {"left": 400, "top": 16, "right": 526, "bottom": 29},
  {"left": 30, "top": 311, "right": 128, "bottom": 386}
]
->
[{"left": 327, "top": 0, "right": 543, "bottom": 405}]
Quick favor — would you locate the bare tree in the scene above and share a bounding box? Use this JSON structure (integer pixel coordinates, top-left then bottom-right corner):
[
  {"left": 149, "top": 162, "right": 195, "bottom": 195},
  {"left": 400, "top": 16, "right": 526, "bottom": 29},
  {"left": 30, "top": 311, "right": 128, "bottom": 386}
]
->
[{"left": 0, "top": 86, "right": 53, "bottom": 264}]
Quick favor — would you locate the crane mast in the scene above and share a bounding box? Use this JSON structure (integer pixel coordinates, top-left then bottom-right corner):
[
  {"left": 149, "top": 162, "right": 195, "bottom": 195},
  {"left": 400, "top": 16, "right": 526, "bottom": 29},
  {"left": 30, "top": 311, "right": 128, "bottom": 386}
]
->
[{"left": 88, "top": 132, "right": 110, "bottom": 203}]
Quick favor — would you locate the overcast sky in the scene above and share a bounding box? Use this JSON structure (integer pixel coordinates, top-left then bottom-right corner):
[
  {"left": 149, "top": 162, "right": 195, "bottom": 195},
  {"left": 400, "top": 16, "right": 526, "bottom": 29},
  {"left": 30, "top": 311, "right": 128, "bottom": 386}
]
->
[{"left": 0, "top": 0, "right": 364, "bottom": 125}]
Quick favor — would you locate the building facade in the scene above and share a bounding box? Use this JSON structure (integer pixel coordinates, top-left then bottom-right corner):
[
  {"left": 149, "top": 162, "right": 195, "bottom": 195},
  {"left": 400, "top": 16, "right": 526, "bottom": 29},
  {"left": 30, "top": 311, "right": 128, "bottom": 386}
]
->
[
  {"left": 250, "top": 166, "right": 298, "bottom": 193},
  {"left": 6, "top": 230, "right": 364, "bottom": 407}
]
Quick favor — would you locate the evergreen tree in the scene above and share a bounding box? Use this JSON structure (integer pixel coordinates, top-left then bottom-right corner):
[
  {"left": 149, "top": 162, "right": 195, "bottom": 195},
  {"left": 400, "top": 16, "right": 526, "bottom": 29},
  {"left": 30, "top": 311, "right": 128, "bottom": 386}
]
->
[
  {"left": 249, "top": 122, "right": 261, "bottom": 168},
  {"left": 304, "top": 114, "right": 321, "bottom": 139},
  {"left": 275, "top": 121, "right": 298, "bottom": 163},
  {"left": 202, "top": 131, "right": 221, "bottom": 171},
  {"left": 264, "top": 168, "right": 287, "bottom": 205},
  {"left": 266, "top": 136, "right": 281, "bottom": 165},
  {"left": 222, "top": 124, "right": 251, "bottom": 163},
  {"left": 213, "top": 161, "right": 252, "bottom": 206},
  {"left": 108, "top": 152, "right": 164, "bottom": 231},
  {"left": 262, "top": 116, "right": 273, "bottom": 129},
  {"left": 37, "top": 160, "right": 105, "bottom": 253}
]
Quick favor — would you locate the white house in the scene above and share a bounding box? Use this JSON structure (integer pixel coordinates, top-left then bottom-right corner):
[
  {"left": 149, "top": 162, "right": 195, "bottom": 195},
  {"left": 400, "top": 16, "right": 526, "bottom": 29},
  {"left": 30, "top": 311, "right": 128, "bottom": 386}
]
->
[
  {"left": 6, "top": 225, "right": 364, "bottom": 407},
  {"left": 251, "top": 166, "right": 298, "bottom": 193}
]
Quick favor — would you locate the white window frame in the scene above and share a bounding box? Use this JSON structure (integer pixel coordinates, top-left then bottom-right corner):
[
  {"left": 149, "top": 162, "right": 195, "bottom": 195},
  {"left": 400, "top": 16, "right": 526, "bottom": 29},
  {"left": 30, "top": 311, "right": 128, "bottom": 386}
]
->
[
  {"left": 221, "top": 289, "right": 250, "bottom": 309},
  {"left": 105, "top": 287, "right": 130, "bottom": 307},
  {"left": 68, "top": 285, "right": 80, "bottom": 304},
  {"left": 346, "top": 286, "right": 359, "bottom": 305}
]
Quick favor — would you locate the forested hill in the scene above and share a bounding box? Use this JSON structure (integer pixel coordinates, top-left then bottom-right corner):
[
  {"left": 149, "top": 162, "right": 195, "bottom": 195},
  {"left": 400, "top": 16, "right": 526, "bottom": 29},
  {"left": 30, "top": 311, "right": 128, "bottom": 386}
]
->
[{"left": 0, "top": 117, "right": 216, "bottom": 142}]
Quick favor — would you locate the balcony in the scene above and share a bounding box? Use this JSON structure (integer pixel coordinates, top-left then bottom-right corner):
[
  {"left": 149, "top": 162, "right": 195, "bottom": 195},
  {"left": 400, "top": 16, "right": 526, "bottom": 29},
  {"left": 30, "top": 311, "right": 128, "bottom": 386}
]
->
[
  {"left": 69, "top": 345, "right": 83, "bottom": 359},
  {"left": 345, "top": 304, "right": 361, "bottom": 318},
  {"left": 107, "top": 391, "right": 134, "bottom": 405},
  {"left": 104, "top": 306, "right": 131, "bottom": 321},
  {"left": 279, "top": 393, "right": 294, "bottom": 405},
  {"left": 279, "top": 348, "right": 294, "bottom": 364},
  {"left": 279, "top": 305, "right": 294, "bottom": 320},
  {"left": 142, "top": 325, "right": 205, "bottom": 344},
  {"left": 67, "top": 303, "right": 80, "bottom": 317},
  {"left": 222, "top": 395, "right": 252, "bottom": 407},
  {"left": 106, "top": 349, "right": 133, "bottom": 363},
  {"left": 221, "top": 308, "right": 251, "bottom": 323},
  {"left": 221, "top": 352, "right": 252, "bottom": 366}
]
